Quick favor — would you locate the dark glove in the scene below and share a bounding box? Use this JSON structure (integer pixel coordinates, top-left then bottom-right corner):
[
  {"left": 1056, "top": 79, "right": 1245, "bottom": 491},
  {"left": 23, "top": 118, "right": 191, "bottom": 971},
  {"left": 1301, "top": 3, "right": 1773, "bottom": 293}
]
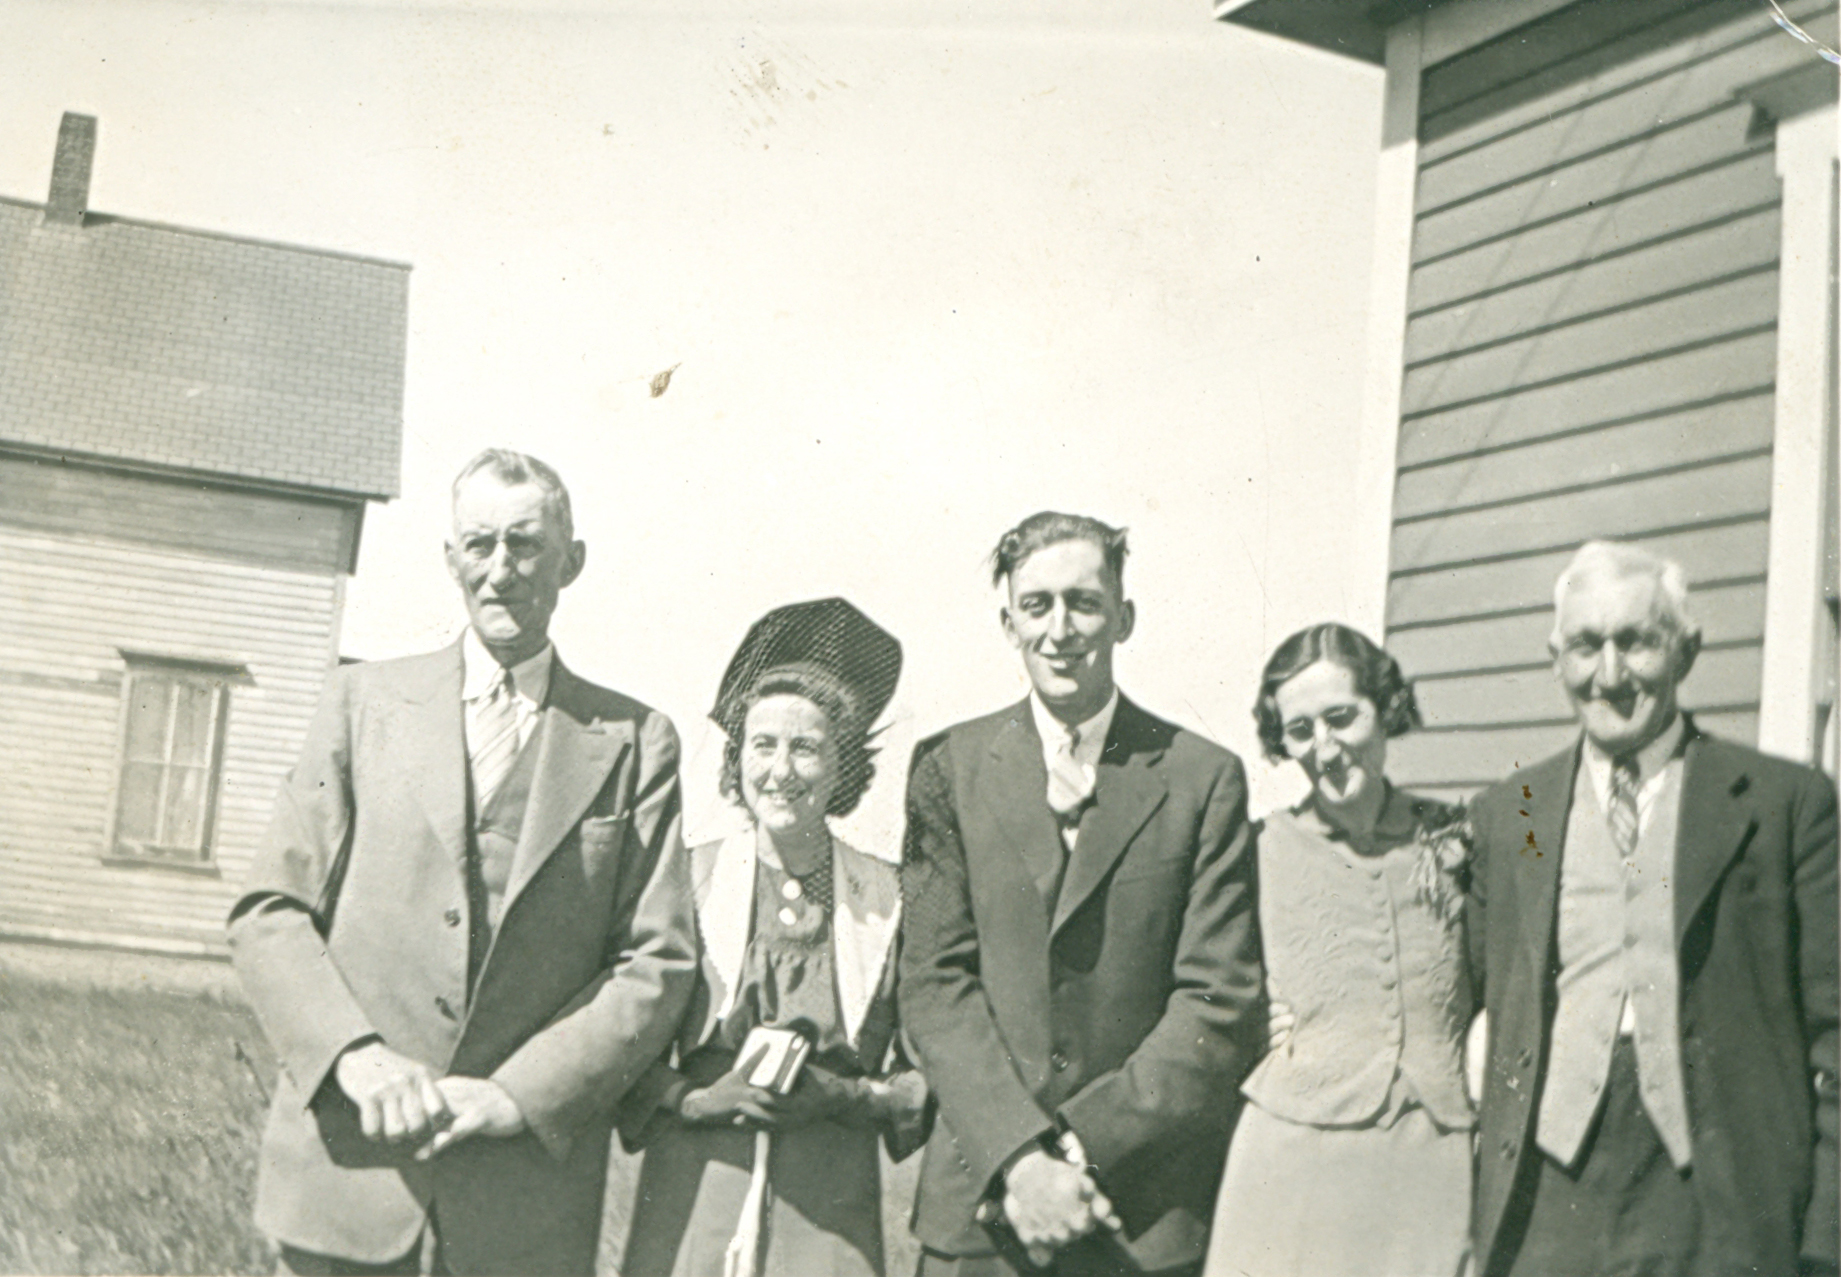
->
[{"left": 677, "top": 1045, "right": 778, "bottom": 1127}]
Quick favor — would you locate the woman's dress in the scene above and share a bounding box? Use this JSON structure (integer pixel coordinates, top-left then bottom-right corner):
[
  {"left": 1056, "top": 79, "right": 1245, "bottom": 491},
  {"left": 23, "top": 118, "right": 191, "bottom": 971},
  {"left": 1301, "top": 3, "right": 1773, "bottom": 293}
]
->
[
  {"left": 1204, "top": 789, "right": 1474, "bottom": 1277},
  {"left": 605, "top": 833, "right": 921, "bottom": 1277}
]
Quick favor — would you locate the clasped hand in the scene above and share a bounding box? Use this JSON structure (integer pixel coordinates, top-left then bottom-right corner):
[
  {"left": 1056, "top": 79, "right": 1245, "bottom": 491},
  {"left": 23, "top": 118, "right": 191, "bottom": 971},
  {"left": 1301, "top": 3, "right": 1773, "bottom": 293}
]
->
[
  {"left": 1002, "top": 1145, "right": 1121, "bottom": 1266},
  {"left": 333, "top": 1042, "right": 525, "bottom": 1160},
  {"left": 678, "top": 1046, "right": 857, "bottom": 1130}
]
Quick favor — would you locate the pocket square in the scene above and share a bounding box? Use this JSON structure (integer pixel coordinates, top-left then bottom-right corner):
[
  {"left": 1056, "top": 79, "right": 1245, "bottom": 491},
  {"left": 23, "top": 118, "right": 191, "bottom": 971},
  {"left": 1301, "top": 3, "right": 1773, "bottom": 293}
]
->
[{"left": 581, "top": 812, "right": 630, "bottom": 833}]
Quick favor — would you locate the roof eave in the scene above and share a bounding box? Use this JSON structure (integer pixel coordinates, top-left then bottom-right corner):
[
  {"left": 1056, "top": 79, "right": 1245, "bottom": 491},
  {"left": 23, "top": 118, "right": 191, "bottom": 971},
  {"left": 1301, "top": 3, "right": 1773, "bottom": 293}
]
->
[
  {"left": 0, "top": 440, "right": 399, "bottom": 504},
  {"left": 1213, "top": 0, "right": 1442, "bottom": 64}
]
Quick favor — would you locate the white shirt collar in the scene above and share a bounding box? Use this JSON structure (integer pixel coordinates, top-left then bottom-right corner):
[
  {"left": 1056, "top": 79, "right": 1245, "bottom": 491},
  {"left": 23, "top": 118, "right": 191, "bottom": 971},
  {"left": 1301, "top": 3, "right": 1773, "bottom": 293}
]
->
[
  {"left": 1582, "top": 711, "right": 1686, "bottom": 814},
  {"left": 1029, "top": 687, "right": 1119, "bottom": 770},
  {"left": 461, "top": 627, "right": 554, "bottom": 709}
]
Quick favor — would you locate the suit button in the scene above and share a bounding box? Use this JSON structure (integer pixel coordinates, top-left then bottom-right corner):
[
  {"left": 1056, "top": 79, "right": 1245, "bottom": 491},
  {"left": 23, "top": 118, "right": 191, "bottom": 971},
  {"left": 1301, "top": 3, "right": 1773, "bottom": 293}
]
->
[
  {"left": 435, "top": 996, "right": 457, "bottom": 1021},
  {"left": 444, "top": 908, "right": 462, "bottom": 927},
  {"left": 1051, "top": 1052, "right": 1069, "bottom": 1072},
  {"left": 1500, "top": 1140, "right": 1515, "bottom": 1160},
  {"left": 1517, "top": 1049, "right": 1533, "bottom": 1068}
]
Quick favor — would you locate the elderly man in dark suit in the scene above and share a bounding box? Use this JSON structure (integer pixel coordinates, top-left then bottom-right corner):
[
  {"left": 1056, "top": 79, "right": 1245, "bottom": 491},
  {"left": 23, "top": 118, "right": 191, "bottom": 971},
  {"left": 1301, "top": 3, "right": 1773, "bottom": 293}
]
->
[
  {"left": 228, "top": 449, "right": 697, "bottom": 1276},
  {"left": 1468, "top": 539, "right": 1838, "bottom": 1277},
  {"left": 899, "top": 511, "right": 1264, "bottom": 1277}
]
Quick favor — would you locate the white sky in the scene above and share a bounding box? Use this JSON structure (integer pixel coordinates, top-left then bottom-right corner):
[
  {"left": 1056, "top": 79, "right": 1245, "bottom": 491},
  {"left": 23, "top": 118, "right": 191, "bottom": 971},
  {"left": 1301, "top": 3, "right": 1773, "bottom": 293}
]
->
[{"left": 2, "top": 0, "right": 1383, "bottom": 844}]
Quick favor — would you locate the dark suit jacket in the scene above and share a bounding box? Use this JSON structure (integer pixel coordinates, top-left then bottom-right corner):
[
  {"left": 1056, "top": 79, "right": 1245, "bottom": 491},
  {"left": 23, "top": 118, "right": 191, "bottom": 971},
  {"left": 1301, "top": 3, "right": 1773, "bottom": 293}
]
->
[
  {"left": 228, "top": 641, "right": 698, "bottom": 1275},
  {"left": 898, "top": 696, "right": 1264, "bottom": 1270},
  {"left": 1468, "top": 723, "right": 1838, "bottom": 1277}
]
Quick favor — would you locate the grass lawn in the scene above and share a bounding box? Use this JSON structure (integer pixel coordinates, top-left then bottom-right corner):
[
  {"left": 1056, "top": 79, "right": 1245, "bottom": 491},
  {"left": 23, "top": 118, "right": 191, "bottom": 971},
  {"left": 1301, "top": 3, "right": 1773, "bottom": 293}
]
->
[
  {"left": 0, "top": 969, "right": 279, "bottom": 1275},
  {"left": 0, "top": 956, "right": 925, "bottom": 1276}
]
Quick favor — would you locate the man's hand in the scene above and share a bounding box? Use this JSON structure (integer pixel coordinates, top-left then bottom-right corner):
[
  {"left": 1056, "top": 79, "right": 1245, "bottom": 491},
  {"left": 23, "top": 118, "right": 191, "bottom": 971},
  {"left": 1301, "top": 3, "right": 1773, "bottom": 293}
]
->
[
  {"left": 334, "top": 1041, "right": 450, "bottom": 1146},
  {"left": 1002, "top": 1148, "right": 1113, "bottom": 1262},
  {"left": 415, "top": 1076, "right": 526, "bottom": 1159},
  {"left": 1267, "top": 999, "right": 1296, "bottom": 1053}
]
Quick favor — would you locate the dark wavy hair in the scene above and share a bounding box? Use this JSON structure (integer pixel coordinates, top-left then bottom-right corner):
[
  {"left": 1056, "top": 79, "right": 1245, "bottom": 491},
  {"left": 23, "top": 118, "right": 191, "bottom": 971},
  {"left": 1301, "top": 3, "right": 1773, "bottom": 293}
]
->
[
  {"left": 989, "top": 511, "right": 1128, "bottom": 590},
  {"left": 1253, "top": 623, "right": 1421, "bottom": 763},
  {"left": 719, "top": 666, "right": 878, "bottom": 818}
]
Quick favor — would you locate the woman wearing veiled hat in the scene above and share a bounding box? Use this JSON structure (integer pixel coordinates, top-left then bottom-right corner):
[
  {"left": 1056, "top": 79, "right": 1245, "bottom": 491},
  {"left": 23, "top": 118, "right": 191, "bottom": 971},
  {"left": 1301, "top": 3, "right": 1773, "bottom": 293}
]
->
[{"left": 606, "top": 599, "right": 928, "bottom": 1277}]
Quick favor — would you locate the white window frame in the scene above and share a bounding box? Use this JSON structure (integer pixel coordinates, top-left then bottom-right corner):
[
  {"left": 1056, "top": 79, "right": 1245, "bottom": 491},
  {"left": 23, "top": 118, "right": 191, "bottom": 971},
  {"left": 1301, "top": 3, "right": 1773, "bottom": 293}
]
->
[{"left": 105, "top": 654, "right": 242, "bottom": 870}]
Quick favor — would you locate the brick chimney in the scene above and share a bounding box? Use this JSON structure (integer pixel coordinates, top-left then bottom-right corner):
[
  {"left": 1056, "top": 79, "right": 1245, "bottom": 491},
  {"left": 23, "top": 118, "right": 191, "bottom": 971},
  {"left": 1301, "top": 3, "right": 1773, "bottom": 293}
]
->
[{"left": 45, "top": 112, "right": 97, "bottom": 226}]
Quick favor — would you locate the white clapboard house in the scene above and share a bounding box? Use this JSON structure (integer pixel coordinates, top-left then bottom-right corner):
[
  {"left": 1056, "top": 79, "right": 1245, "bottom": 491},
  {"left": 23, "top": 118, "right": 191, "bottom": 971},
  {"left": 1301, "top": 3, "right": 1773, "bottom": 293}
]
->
[
  {"left": 0, "top": 114, "right": 407, "bottom": 956},
  {"left": 1220, "top": 0, "right": 1839, "bottom": 797}
]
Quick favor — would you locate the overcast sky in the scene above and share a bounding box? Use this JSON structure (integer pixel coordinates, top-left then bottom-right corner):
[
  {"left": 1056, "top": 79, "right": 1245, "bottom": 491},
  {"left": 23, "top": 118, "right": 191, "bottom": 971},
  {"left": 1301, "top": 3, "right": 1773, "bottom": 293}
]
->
[{"left": 2, "top": 0, "right": 1383, "bottom": 842}]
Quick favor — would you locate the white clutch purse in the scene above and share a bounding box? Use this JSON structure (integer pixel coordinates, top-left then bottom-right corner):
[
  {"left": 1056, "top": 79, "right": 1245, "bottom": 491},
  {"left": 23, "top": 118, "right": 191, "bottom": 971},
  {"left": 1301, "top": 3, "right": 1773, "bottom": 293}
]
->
[{"left": 736, "top": 1024, "right": 812, "bottom": 1096}]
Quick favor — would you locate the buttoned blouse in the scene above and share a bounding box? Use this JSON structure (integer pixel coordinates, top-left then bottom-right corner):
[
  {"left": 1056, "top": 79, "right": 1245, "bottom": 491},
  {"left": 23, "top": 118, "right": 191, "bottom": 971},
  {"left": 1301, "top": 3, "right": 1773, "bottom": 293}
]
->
[{"left": 1242, "top": 790, "right": 1474, "bottom": 1131}]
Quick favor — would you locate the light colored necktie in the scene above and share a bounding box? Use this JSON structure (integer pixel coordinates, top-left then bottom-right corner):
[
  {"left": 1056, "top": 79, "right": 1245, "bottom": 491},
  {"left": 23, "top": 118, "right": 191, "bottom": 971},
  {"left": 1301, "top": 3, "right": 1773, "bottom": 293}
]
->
[
  {"left": 1608, "top": 757, "right": 1640, "bottom": 860},
  {"left": 469, "top": 667, "right": 520, "bottom": 808},
  {"left": 1046, "top": 726, "right": 1095, "bottom": 825}
]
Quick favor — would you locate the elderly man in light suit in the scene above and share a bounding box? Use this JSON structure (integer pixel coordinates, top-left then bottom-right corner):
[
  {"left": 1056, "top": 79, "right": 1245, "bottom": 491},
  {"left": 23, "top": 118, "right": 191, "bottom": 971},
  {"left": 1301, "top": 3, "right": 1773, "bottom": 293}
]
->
[
  {"left": 229, "top": 449, "right": 697, "bottom": 1276},
  {"left": 1468, "top": 540, "right": 1838, "bottom": 1277}
]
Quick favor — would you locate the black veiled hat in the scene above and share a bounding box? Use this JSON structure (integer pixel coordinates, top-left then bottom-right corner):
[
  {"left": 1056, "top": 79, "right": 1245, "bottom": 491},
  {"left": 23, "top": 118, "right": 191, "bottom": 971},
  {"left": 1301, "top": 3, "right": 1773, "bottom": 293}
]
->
[{"left": 712, "top": 597, "right": 902, "bottom": 736}]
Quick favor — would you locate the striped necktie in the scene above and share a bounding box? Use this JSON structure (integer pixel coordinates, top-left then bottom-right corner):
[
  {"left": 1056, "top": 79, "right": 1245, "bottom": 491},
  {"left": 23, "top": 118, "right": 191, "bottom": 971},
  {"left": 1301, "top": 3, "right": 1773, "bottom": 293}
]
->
[
  {"left": 469, "top": 667, "right": 521, "bottom": 808},
  {"left": 1608, "top": 756, "right": 1640, "bottom": 860}
]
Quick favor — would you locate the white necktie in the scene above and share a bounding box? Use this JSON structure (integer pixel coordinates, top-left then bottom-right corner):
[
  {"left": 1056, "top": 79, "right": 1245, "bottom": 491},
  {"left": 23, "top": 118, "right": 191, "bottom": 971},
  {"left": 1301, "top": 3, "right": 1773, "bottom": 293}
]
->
[{"left": 1046, "top": 727, "right": 1095, "bottom": 826}]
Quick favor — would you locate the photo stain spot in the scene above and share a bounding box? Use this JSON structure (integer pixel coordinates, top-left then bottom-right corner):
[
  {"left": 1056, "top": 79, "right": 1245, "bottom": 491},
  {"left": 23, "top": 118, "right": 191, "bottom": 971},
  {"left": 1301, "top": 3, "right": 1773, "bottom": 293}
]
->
[{"left": 649, "top": 363, "right": 681, "bottom": 398}]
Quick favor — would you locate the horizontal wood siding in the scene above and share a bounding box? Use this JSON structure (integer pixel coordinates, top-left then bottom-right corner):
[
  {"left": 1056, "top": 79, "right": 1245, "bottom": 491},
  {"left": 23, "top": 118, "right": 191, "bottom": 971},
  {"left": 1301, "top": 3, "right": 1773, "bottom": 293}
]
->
[
  {"left": 0, "top": 452, "right": 362, "bottom": 574},
  {"left": 1381, "top": 0, "right": 1835, "bottom": 795},
  {"left": 0, "top": 525, "right": 339, "bottom": 953}
]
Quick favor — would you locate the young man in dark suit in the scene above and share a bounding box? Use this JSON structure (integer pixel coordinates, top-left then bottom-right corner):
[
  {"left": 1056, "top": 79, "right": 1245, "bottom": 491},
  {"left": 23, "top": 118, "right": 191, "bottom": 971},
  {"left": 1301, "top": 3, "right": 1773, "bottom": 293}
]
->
[
  {"left": 899, "top": 511, "right": 1264, "bottom": 1276},
  {"left": 1468, "top": 539, "right": 1838, "bottom": 1277}
]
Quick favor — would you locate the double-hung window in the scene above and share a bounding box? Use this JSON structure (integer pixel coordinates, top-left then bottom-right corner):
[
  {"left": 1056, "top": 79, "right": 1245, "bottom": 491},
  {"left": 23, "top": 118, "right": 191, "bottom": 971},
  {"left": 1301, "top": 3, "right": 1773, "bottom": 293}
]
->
[{"left": 109, "top": 657, "right": 237, "bottom": 866}]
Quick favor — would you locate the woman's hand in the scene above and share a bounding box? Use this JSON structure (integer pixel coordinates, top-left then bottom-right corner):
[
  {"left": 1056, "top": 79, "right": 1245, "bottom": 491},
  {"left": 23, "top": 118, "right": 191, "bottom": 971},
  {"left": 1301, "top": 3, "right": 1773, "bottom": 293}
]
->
[
  {"left": 770, "top": 1063, "right": 859, "bottom": 1128},
  {"left": 677, "top": 1046, "right": 779, "bottom": 1127},
  {"left": 1465, "top": 1009, "right": 1489, "bottom": 1106}
]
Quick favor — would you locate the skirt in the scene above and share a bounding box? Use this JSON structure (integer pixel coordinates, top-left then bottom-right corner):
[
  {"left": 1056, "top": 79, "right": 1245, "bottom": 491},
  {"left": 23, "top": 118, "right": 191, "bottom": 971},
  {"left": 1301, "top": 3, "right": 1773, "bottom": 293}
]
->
[
  {"left": 1203, "top": 1101, "right": 1471, "bottom": 1277},
  {"left": 605, "top": 1116, "right": 886, "bottom": 1277}
]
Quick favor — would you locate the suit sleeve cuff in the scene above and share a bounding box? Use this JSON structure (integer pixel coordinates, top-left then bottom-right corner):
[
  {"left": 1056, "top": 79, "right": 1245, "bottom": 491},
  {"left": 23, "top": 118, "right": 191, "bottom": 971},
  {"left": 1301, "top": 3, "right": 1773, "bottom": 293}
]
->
[
  {"left": 492, "top": 1064, "right": 575, "bottom": 1164},
  {"left": 988, "top": 1129, "right": 1058, "bottom": 1199},
  {"left": 308, "top": 1033, "right": 383, "bottom": 1112}
]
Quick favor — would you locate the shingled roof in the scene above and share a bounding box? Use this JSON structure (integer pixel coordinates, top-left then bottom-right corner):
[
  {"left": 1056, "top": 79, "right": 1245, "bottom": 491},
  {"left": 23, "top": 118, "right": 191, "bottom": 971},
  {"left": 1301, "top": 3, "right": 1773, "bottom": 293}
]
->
[{"left": 0, "top": 176, "right": 407, "bottom": 500}]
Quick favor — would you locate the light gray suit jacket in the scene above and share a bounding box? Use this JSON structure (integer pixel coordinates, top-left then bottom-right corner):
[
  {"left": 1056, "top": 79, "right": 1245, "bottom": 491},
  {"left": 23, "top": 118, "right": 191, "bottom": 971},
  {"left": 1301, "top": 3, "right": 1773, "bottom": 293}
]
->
[{"left": 228, "top": 640, "right": 697, "bottom": 1275}]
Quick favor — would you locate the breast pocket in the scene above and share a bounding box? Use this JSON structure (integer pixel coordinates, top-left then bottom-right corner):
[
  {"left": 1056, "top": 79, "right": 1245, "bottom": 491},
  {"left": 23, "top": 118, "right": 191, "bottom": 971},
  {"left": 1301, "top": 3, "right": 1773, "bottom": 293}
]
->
[
  {"left": 1110, "top": 851, "right": 1189, "bottom": 887},
  {"left": 579, "top": 811, "right": 630, "bottom": 849},
  {"left": 575, "top": 812, "right": 631, "bottom": 901}
]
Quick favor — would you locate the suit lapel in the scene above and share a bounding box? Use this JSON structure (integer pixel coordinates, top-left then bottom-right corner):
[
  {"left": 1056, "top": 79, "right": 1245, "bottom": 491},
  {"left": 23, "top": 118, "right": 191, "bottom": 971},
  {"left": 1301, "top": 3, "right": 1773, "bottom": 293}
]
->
[
  {"left": 402, "top": 641, "right": 469, "bottom": 869},
  {"left": 981, "top": 704, "right": 1065, "bottom": 913},
  {"left": 1515, "top": 744, "right": 1578, "bottom": 972},
  {"left": 1051, "top": 697, "right": 1168, "bottom": 938},
  {"left": 500, "top": 659, "right": 625, "bottom": 917},
  {"left": 1673, "top": 729, "right": 1756, "bottom": 947}
]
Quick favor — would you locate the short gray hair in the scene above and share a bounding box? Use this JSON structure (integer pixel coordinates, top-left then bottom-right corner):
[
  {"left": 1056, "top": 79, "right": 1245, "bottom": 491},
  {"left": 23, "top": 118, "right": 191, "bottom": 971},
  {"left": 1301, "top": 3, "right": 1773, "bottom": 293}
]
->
[
  {"left": 1549, "top": 540, "right": 1699, "bottom": 649},
  {"left": 451, "top": 448, "right": 574, "bottom": 543}
]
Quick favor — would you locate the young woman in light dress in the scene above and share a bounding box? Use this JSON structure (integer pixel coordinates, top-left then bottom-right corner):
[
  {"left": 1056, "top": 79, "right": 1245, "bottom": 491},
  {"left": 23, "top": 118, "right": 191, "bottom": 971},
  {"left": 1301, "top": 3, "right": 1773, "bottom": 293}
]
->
[{"left": 1205, "top": 623, "right": 1475, "bottom": 1277}]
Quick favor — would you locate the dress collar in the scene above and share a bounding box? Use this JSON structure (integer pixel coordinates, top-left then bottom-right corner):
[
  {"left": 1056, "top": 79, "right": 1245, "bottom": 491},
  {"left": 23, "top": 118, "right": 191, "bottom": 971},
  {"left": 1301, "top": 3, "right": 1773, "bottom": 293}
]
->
[
  {"left": 1029, "top": 686, "right": 1119, "bottom": 753},
  {"left": 1583, "top": 710, "right": 1686, "bottom": 785},
  {"left": 460, "top": 627, "right": 555, "bottom": 707}
]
